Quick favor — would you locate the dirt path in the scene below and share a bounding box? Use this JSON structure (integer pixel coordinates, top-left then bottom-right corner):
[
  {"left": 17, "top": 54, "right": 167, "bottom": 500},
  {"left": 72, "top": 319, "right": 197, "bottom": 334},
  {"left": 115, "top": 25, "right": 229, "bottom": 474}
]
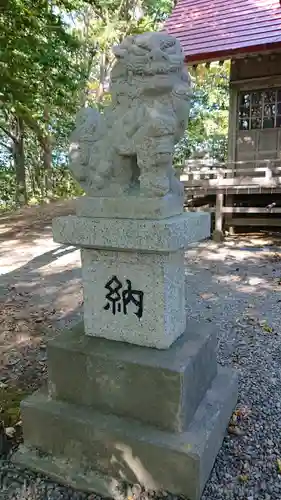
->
[
  {"left": 0, "top": 201, "right": 82, "bottom": 431},
  {"left": 0, "top": 200, "right": 82, "bottom": 320}
]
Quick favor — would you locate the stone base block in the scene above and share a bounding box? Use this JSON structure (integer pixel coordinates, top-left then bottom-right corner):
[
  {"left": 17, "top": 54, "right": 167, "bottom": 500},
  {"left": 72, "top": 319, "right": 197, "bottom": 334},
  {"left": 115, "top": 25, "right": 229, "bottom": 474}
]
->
[
  {"left": 47, "top": 320, "right": 217, "bottom": 432},
  {"left": 52, "top": 211, "right": 211, "bottom": 349},
  {"left": 76, "top": 194, "right": 183, "bottom": 220},
  {"left": 14, "top": 367, "right": 238, "bottom": 500}
]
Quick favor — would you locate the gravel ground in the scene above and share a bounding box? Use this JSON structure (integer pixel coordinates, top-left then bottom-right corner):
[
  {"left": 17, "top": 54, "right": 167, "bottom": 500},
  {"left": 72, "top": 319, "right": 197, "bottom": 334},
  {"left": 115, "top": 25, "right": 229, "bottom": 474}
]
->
[
  {"left": 187, "top": 236, "right": 281, "bottom": 500},
  {"left": 1, "top": 228, "right": 281, "bottom": 500}
]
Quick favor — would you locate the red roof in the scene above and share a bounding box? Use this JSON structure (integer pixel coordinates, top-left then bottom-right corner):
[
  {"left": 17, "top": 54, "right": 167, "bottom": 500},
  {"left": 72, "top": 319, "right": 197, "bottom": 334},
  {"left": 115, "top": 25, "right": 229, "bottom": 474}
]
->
[{"left": 165, "top": 0, "right": 281, "bottom": 63}]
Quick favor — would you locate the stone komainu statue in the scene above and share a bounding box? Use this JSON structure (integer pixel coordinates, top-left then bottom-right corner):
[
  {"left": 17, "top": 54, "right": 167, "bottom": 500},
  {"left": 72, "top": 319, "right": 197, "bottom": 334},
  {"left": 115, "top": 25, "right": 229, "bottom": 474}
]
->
[{"left": 69, "top": 32, "right": 192, "bottom": 198}]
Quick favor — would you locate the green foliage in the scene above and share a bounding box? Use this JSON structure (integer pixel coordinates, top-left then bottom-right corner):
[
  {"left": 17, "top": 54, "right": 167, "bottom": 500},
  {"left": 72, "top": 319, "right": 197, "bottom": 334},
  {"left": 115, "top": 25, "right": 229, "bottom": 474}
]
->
[
  {"left": 0, "top": 385, "right": 30, "bottom": 426},
  {"left": 0, "top": 167, "right": 17, "bottom": 209},
  {"left": 73, "top": 0, "right": 175, "bottom": 107},
  {"left": 0, "top": 0, "right": 86, "bottom": 206},
  {"left": 174, "top": 62, "right": 230, "bottom": 165},
  {"left": 0, "top": 164, "right": 83, "bottom": 210},
  {"left": 1, "top": 0, "right": 81, "bottom": 112},
  {"left": 49, "top": 165, "right": 84, "bottom": 199}
]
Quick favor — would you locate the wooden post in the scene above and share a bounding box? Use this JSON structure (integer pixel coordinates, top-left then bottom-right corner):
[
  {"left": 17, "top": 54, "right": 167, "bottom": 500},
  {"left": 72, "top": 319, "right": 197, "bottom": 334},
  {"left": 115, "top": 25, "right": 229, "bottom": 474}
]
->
[
  {"left": 265, "top": 159, "right": 272, "bottom": 182},
  {"left": 225, "top": 84, "right": 237, "bottom": 234},
  {"left": 213, "top": 169, "right": 224, "bottom": 242}
]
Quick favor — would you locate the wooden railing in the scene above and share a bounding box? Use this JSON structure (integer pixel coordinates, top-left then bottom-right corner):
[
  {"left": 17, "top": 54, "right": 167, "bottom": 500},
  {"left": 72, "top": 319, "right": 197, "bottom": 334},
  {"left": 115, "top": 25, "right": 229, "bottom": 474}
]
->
[{"left": 178, "top": 159, "right": 281, "bottom": 240}]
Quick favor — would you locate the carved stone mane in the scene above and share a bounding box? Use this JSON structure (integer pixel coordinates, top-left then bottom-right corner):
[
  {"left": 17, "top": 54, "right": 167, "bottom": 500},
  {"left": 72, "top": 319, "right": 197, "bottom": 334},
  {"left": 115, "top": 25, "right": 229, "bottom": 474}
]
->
[{"left": 69, "top": 32, "right": 192, "bottom": 198}]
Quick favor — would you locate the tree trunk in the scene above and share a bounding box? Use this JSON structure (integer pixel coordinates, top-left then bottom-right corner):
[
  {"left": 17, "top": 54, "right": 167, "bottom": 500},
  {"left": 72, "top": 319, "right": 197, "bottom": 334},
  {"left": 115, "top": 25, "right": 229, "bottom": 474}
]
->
[
  {"left": 42, "top": 136, "right": 52, "bottom": 194},
  {"left": 96, "top": 52, "right": 107, "bottom": 104},
  {"left": 77, "top": 7, "right": 97, "bottom": 108},
  {"left": 42, "top": 106, "right": 52, "bottom": 197},
  {"left": 13, "top": 116, "right": 27, "bottom": 205}
]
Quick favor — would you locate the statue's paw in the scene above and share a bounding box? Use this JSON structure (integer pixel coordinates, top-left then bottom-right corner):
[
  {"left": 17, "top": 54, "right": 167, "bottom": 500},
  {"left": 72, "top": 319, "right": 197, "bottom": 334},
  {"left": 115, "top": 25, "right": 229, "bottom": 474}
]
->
[
  {"left": 90, "top": 173, "right": 105, "bottom": 190},
  {"left": 139, "top": 178, "right": 170, "bottom": 197}
]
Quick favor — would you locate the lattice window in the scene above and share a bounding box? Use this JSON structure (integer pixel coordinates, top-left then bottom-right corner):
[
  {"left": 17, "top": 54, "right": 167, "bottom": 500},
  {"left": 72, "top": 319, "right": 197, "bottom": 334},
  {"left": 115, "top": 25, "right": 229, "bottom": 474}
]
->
[{"left": 238, "top": 89, "right": 281, "bottom": 130}]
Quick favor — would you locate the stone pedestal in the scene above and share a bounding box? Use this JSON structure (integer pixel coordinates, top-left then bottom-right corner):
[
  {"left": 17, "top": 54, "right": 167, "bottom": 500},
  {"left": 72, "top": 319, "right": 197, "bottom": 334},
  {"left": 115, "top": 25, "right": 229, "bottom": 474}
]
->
[
  {"left": 51, "top": 208, "right": 209, "bottom": 349},
  {"left": 14, "top": 198, "right": 238, "bottom": 500}
]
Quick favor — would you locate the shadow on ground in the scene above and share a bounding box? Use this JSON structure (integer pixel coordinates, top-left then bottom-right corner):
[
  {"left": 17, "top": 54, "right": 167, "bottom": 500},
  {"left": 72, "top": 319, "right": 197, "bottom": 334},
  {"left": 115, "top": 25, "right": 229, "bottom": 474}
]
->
[
  {"left": 0, "top": 243, "right": 82, "bottom": 414},
  {"left": 0, "top": 199, "right": 75, "bottom": 251}
]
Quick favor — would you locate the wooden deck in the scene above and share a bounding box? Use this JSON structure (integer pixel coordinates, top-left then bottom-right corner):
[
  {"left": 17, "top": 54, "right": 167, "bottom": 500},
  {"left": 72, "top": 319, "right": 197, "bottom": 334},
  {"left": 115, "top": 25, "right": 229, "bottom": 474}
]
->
[{"left": 179, "top": 159, "right": 281, "bottom": 240}]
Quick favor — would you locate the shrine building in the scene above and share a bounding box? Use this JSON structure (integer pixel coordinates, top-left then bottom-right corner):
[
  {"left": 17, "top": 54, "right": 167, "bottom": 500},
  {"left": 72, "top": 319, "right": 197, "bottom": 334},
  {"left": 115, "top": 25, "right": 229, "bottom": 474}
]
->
[{"left": 165, "top": 0, "right": 281, "bottom": 233}]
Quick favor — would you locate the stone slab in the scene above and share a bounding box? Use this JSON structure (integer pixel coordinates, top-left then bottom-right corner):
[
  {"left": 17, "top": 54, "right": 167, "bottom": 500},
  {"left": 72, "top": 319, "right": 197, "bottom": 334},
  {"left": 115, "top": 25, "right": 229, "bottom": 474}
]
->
[
  {"left": 13, "top": 446, "right": 120, "bottom": 499},
  {"left": 52, "top": 212, "right": 211, "bottom": 252},
  {"left": 14, "top": 367, "right": 238, "bottom": 500},
  {"left": 76, "top": 194, "right": 183, "bottom": 220},
  {"left": 81, "top": 248, "right": 186, "bottom": 348},
  {"left": 47, "top": 320, "right": 217, "bottom": 432}
]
